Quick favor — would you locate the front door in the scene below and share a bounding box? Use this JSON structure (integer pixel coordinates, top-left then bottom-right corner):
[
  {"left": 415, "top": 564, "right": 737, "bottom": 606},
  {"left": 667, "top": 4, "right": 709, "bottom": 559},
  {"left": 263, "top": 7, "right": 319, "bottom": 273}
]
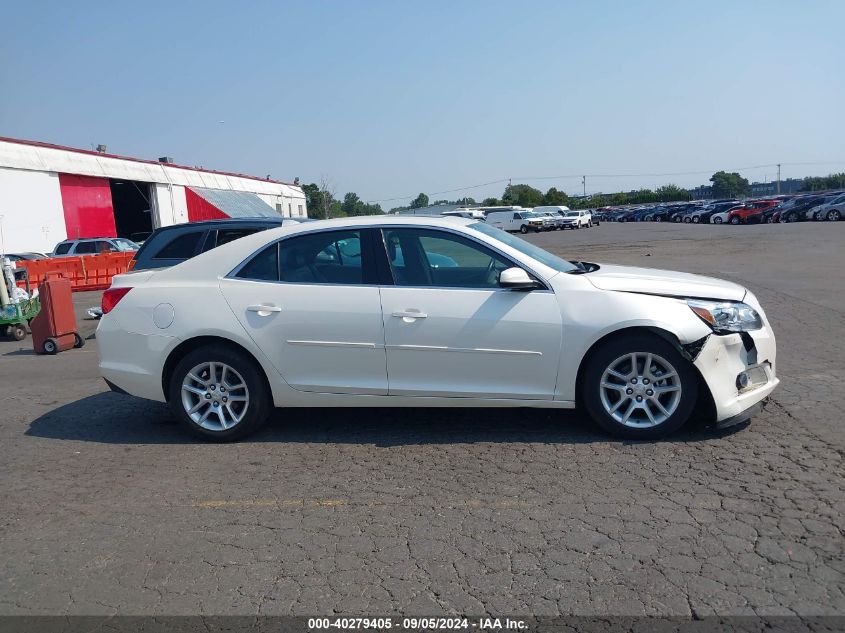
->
[
  {"left": 219, "top": 228, "right": 388, "bottom": 395},
  {"left": 379, "top": 227, "right": 562, "bottom": 399}
]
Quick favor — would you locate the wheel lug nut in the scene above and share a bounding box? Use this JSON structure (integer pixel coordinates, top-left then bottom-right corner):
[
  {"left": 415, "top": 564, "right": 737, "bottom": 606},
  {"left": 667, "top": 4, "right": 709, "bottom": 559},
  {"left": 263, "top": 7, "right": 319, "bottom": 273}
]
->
[
  {"left": 643, "top": 378, "right": 649, "bottom": 385},
  {"left": 631, "top": 378, "right": 638, "bottom": 384},
  {"left": 626, "top": 388, "right": 634, "bottom": 395},
  {"left": 222, "top": 397, "right": 228, "bottom": 403},
  {"left": 210, "top": 385, "right": 216, "bottom": 390},
  {"left": 204, "top": 393, "right": 211, "bottom": 399},
  {"left": 646, "top": 389, "right": 654, "bottom": 396},
  {"left": 636, "top": 395, "right": 643, "bottom": 402}
]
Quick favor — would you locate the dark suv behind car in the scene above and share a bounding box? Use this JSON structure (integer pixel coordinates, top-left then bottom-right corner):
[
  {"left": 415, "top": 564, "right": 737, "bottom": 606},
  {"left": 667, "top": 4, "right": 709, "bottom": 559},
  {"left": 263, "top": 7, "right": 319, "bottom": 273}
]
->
[{"left": 130, "top": 217, "right": 303, "bottom": 270}]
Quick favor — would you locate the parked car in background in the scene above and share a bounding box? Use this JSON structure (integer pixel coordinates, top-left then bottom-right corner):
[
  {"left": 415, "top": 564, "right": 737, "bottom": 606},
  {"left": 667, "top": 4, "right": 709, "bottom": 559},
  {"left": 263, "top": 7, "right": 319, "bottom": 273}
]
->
[
  {"left": 780, "top": 195, "right": 829, "bottom": 223},
  {"left": 727, "top": 199, "right": 779, "bottom": 225},
  {"left": 485, "top": 209, "right": 546, "bottom": 233},
  {"left": 690, "top": 201, "right": 738, "bottom": 224},
  {"left": 559, "top": 210, "right": 592, "bottom": 229},
  {"left": 98, "top": 215, "right": 778, "bottom": 442},
  {"left": 532, "top": 210, "right": 564, "bottom": 230},
  {"left": 52, "top": 237, "right": 139, "bottom": 257},
  {"left": 811, "top": 192, "right": 845, "bottom": 221},
  {"left": 1, "top": 252, "right": 47, "bottom": 261},
  {"left": 130, "top": 217, "right": 303, "bottom": 271}
]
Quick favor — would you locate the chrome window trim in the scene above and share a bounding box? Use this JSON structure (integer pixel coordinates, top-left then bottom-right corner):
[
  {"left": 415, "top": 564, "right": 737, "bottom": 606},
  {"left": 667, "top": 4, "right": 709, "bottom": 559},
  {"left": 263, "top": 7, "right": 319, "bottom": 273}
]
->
[{"left": 226, "top": 223, "right": 553, "bottom": 292}]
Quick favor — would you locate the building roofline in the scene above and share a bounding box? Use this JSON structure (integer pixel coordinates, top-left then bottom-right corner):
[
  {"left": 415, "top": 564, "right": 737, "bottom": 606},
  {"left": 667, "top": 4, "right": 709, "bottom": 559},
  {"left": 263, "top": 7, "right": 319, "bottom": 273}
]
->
[{"left": 0, "top": 135, "right": 299, "bottom": 188}]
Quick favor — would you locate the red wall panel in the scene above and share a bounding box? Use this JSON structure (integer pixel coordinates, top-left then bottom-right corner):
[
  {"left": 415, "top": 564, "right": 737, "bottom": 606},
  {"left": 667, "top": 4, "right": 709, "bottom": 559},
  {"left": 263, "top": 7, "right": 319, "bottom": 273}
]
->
[
  {"left": 58, "top": 174, "right": 117, "bottom": 239},
  {"left": 185, "top": 187, "right": 229, "bottom": 221}
]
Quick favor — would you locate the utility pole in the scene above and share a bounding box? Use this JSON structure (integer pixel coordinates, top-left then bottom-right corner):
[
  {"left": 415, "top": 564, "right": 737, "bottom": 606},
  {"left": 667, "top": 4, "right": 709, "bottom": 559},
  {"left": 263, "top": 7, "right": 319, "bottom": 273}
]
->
[
  {"left": 582, "top": 176, "right": 586, "bottom": 197},
  {"left": 777, "top": 163, "right": 781, "bottom": 195}
]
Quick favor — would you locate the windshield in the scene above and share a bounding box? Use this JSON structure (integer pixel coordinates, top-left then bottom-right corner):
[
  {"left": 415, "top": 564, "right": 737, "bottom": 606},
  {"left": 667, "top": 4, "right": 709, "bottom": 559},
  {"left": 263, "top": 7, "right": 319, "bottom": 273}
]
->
[
  {"left": 468, "top": 222, "right": 577, "bottom": 273},
  {"left": 113, "top": 238, "right": 140, "bottom": 251},
  {"left": 565, "top": 211, "right": 579, "bottom": 217}
]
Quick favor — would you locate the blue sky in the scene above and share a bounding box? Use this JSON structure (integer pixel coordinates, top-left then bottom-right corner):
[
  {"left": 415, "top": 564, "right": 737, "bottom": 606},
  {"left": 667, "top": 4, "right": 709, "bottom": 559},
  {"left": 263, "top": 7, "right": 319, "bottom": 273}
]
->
[{"left": 2, "top": 0, "right": 843, "bottom": 206}]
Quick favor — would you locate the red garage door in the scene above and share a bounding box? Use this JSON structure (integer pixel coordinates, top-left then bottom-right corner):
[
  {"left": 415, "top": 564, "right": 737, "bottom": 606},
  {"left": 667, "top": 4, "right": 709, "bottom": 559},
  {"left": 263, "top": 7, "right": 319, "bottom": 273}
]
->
[
  {"left": 59, "top": 174, "right": 117, "bottom": 239},
  {"left": 185, "top": 187, "right": 229, "bottom": 221}
]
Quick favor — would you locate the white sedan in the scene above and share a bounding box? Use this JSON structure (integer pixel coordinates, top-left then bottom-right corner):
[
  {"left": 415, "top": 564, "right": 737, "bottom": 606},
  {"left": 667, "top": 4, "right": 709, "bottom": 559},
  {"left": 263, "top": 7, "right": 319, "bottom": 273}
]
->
[{"left": 97, "top": 216, "right": 778, "bottom": 441}]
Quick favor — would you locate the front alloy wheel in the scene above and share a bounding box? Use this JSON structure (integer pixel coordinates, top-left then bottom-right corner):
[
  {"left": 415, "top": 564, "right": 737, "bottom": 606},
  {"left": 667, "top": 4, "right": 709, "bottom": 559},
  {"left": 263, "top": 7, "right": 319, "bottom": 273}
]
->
[
  {"left": 713, "top": 216, "right": 724, "bottom": 224},
  {"left": 598, "top": 352, "right": 682, "bottom": 428},
  {"left": 827, "top": 209, "right": 840, "bottom": 221},
  {"left": 582, "top": 333, "right": 698, "bottom": 439}
]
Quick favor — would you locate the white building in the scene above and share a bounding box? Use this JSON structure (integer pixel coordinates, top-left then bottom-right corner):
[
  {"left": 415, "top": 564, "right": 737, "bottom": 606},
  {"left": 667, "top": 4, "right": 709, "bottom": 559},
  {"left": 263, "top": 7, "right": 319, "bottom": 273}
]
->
[{"left": 0, "top": 137, "right": 307, "bottom": 253}]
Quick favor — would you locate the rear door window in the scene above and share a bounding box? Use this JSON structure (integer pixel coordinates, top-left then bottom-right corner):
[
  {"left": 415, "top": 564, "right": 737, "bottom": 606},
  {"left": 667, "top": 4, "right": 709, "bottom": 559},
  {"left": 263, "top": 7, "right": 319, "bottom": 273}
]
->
[
  {"left": 74, "top": 241, "right": 97, "bottom": 254},
  {"left": 154, "top": 231, "right": 204, "bottom": 259},
  {"left": 216, "top": 228, "right": 258, "bottom": 247}
]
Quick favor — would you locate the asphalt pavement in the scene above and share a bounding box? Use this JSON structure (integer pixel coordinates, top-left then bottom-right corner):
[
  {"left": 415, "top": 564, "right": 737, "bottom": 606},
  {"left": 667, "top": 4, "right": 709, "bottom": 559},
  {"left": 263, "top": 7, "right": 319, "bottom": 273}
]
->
[{"left": 0, "top": 222, "right": 842, "bottom": 617}]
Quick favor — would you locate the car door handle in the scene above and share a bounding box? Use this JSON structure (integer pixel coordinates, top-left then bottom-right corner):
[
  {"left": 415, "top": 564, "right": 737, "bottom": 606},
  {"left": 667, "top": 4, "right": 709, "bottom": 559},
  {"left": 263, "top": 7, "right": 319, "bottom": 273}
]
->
[
  {"left": 247, "top": 304, "right": 282, "bottom": 315},
  {"left": 392, "top": 310, "right": 427, "bottom": 320}
]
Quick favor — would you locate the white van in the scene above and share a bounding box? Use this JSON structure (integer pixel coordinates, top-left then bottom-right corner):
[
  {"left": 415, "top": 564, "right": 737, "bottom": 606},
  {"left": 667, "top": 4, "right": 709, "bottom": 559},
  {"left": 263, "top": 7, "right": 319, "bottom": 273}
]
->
[{"left": 485, "top": 209, "right": 547, "bottom": 234}]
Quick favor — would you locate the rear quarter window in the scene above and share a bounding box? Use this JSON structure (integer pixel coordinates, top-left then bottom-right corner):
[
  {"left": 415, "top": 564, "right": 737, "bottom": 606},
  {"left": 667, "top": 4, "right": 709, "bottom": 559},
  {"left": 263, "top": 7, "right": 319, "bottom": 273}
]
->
[
  {"left": 54, "top": 243, "right": 72, "bottom": 255},
  {"left": 153, "top": 231, "right": 204, "bottom": 259}
]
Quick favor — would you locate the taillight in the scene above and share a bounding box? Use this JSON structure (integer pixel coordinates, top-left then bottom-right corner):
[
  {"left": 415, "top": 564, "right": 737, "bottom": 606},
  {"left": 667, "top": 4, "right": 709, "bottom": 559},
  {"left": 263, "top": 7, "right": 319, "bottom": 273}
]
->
[
  {"left": 101, "top": 287, "right": 132, "bottom": 315},
  {"left": 128, "top": 258, "right": 136, "bottom": 270}
]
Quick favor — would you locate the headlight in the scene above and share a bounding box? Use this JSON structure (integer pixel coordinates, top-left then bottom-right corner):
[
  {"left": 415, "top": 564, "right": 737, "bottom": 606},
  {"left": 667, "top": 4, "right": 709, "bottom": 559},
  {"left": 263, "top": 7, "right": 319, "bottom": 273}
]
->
[{"left": 687, "top": 299, "right": 763, "bottom": 333}]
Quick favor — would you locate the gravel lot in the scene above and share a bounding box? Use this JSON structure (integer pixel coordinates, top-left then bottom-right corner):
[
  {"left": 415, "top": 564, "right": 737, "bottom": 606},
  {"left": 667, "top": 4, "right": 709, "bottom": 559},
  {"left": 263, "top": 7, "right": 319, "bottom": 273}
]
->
[{"left": 0, "top": 222, "right": 843, "bottom": 617}]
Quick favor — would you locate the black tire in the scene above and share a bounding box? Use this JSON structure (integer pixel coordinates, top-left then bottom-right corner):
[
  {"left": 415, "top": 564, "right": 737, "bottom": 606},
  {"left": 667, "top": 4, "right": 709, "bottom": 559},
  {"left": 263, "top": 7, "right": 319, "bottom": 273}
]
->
[
  {"left": 581, "top": 333, "right": 699, "bottom": 440},
  {"left": 713, "top": 216, "right": 723, "bottom": 224},
  {"left": 168, "top": 344, "right": 271, "bottom": 442},
  {"left": 519, "top": 225, "right": 529, "bottom": 234},
  {"left": 785, "top": 212, "right": 798, "bottom": 223},
  {"left": 828, "top": 209, "right": 841, "bottom": 221},
  {"left": 73, "top": 333, "right": 85, "bottom": 348},
  {"left": 692, "top": 216, "right": 699, "bottom": 223},
  {"left": 11, "top": 324, "right": 26, "bottom": 341},
  {"left": 43, "top": 338, "right": 58, "bottom": 354},
  {"left": 730, "top": 216, "right": 741, "bottom": 225}
]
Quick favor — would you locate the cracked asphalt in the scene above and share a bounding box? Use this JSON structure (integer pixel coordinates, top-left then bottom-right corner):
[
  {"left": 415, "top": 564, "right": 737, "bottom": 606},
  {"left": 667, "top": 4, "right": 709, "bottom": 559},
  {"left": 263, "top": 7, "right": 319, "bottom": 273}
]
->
[{"left": 0, "top": 222, "right": 842, "bottom": 617}]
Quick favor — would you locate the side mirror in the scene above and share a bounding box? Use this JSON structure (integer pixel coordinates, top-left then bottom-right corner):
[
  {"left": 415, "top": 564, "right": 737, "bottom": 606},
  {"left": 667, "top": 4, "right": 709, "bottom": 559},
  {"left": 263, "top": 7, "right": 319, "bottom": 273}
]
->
[{"left": 499, "top": 267, "right": 539, "bottom": 290}]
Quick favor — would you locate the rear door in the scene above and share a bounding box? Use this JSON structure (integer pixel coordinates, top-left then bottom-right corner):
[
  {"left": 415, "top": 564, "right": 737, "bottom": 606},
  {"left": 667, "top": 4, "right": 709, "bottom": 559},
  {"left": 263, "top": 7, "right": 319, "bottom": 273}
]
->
[{"left": 219, "top": 228, "right": 388, "bottom": 394}]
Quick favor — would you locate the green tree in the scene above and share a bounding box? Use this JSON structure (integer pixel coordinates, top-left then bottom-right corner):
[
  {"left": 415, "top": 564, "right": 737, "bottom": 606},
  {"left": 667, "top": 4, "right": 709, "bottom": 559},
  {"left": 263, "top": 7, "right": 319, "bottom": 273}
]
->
[
  {"left": 481, "top": 197, "right": 499, "bottom": 206},
  {"left": 341, "top": 192, "right": 360, "bottom": 216},
  {"left": 543, "top": 187, "right": 570, "bottom": 206},
  {"left": 410, "top": 193, "right": 429, "bottom": 209},
  {"left": 302, "top": 183, "right": 321, "bottom": 213},
  {"left": 502, "top": 184, "right": 544, "bottom": 207},
  {"left": 655, "top": 184, "right": 691, "bottom": 202},
  {"left": 710, "top": 171, "right": 750, "bottom": 198},
  {"left": 801, "top": 173, "right": 845, "bottom": 191}
]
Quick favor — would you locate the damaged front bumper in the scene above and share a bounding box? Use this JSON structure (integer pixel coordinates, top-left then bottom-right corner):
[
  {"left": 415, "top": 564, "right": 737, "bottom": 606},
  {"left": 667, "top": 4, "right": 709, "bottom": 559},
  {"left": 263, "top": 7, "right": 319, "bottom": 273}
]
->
[{"left": 692, "top": 326, "right": 779, "bottom": 424}]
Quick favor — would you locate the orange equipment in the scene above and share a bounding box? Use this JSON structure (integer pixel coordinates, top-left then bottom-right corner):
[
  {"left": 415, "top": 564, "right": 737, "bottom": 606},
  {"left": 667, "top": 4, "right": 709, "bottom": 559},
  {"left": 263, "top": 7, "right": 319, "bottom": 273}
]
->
[{"left": 30, "top": 274, "right": 84, "bottom": 355}]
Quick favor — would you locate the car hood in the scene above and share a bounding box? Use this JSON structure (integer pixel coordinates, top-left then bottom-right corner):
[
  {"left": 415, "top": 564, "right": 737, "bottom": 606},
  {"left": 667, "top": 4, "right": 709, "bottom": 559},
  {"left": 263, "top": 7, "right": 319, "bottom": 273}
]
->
[{"left": 585, "top": 264, "right": 746, "bottom": 301}]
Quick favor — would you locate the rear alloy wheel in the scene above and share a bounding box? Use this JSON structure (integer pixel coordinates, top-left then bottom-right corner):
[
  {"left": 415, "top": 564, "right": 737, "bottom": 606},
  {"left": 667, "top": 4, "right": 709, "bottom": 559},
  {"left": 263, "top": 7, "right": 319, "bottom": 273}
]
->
[
  {"left": 713, "top": 216, "right": 724, "bottom": 224},
  {"left": 169, "top": 345, "right": 270, "bottom": 441},
  {"left": 828, "top": 209, "right": 841, "bottom": 221},
  {"left": 520, "top": 225, "right": 529, "bottom": 234},
  {"left": 730, "top": 216, "right": 741, "bottom": 225},
  {"left": 692, "top": 216, "right": 699, "bottom": 223},
  {"left": 582, "top": 333, "right": 698, "bottom": 439},
  {"left": 785, "top": 212, "right": 798, "bottom": 223}
]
